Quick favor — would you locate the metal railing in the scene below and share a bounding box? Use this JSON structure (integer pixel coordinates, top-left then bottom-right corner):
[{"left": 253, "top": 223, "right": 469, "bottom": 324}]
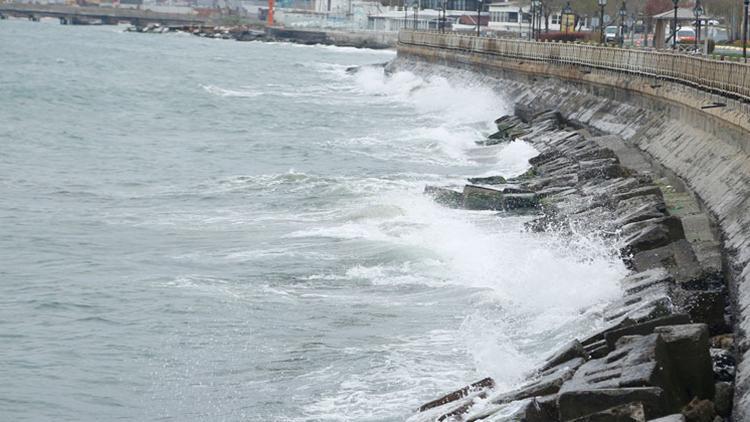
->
[{"left": 399, "top": 30, "right": 750, "bottom": 102}]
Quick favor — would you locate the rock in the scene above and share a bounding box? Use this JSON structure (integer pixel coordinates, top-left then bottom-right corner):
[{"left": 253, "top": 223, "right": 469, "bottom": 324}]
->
[
  {"left": 532, "top": 109, "right": 564, "bottom": 125},
  {"left": 462, "top": 185, "right": 539, "bottom": 211},
  {"left": 562, "top": 325, "right": 714, "bottom": 418},
  {"left": 621, "top": 268, "right": 674, "bottom": 295},
  {"left": 467, "top": 175, "right": 506, "bottom": 185},
  {"left": 558, "top": 387, "right": 667, "bottom": 421},
  {"left": 540, "top": 339, "right": 587, "bottom": 372},
  {"left": 615, "top": 201, "right": 669, "bottom": 227},
  {"left": 616, "top": 193, "right": 667, "bottom": 211},
  {"left": 501, "top": 186, "right": 535, "bottom": 194},
  {"left": 463, "top": 185, "right": 504, "bottom": 210},
  {"left": 578, "top": 162, "right": 628, "bottom": 181},
  {"left": 424, "top": 186, "right": 463, "bottom": 208},
  {"left": 529, "top": 149, "right": 563, "bottom": 165},
  {"left": 713, "top": 382, "right": 732, "bottom": 417},
  {"left": 535, "top": 394, "right": 559, "bottom": 421},
  {"left": 514, "top": 103, "right": 543, "bottom": 123},
  {"left": 488, "top": 357, "right": 585, "bottom": 406},
  {"left": 603, "top": 315, "right": 690, "bottom": 351},
  {"left": 572, "top": 146, "right": 619, "bottom": 162},
  {"left": 710, "top": 334, "right": 734, "bottom": 350},
  {"left": 417, "top": 377, "right": 494, "bottom": 412},
  {"left": 621, "top": 220, "right": 686, "bottom": 259},
  {"left": 465, "top": 396, "right": 551, "bottom": 422},
  {"left": 503, "top": 193, "right": 539, "bottom": 210},
  {"left": 629, "top": 237, "right": 703, "bottom": 276},
  {"left": 653, "top": 324, "right": 715, "bottom": 401},
  {"left": 527, "top": 173, "right": 579, "bottom": 190},
  {"left": 678, "top": 289, "right": 728, "bottom": 334},
  {"left": 559, "top": 334, "right": 680, "bottom": 412},
  {"left": 680, "top": 398, "right": 715, "bottom": 422},
  {"left": 568, "top": 402, "right": 646, "bottom": 421},
  {"left": 602, "top": 283, "right": 675, "bottom": 323},
  {"left": 710, "top": 348, "right": 736, "bottom": 382},
  {"left": 648, "top": 414, "right": 687, "bottom": 422},
  {"left": 613, "top": 186, "right": 665, "bottom": 203}
]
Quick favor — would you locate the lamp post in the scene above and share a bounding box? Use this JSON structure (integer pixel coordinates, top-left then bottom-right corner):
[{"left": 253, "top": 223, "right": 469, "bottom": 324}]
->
[
  {"left": 529, "top": 1, "right": 534, "bottom": 40},
  {"left": 744, "top": 0, "right": 749, "bottom": 62},
  {"left": 404, "top": 0, "right": 407, "bottom": 29},
  {"left": 531, "top": 0, "right": 540, "bottom": 41},
  {"left": 598, "top": 0, "right": 607, "bottom": 44},
  {"left": 692, "top": 0, "right": 703, "bottom": 52},
  {"left": 441, "top": 0, "right": 447, "bottom": 33},
  {"left": 413, "top": 2, "right": 418, "bottom": 30},
  {"left": 671, "top": 0, "right": 678, "bottom": 49},
  {"left": 476, "top": 0, "right": 483, "bottom": 36},
  {"left": 618, "top": 1, "right": 626, "bottom": 46}
]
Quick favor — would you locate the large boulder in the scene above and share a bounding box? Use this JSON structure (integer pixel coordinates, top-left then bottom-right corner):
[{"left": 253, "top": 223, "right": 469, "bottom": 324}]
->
[
  {"left": 653, "top": 324, "right": 714, "bottom": 401},
  {"left": 424, "top": 186, "right": 463, "bottom": 208},
  {"left": 466, "top": 175, "right": 506, "bottom": 185},
  {"left": 417, "top": 377, "right": 495, "bottom": 412},
  {"left": 621, "top": 219, "right": 687, "bottom": 259},
  {"left": 462, "top": 185, "right": 539, "bottom": 211},
  {"left": 559, "top": 325, "right": 715, "bottom": 420},
  {"left": 558, "top": 387, "right": 667, "bottom": 421}
]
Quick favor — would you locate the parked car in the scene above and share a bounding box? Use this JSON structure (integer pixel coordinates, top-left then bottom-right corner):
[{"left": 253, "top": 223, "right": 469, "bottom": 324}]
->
[
  {"left": 705, "top": 26, "right": 729, "bottom": 43},
  {"left": 669, "top": 27, "right": 695, "bottom": 43},
  {"left": 604, "top": 26, "right": 618, "bottom": 43}
]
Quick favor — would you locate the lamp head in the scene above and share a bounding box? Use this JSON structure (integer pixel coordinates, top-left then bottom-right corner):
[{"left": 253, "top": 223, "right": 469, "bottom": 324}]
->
[{"left": 597, "top": 0, "right": 607, "bottom": 7}]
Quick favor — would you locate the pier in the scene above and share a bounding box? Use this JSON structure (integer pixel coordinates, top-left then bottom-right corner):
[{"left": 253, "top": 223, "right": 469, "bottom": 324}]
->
[{"left": 0, "top": 3, "right": 209, "bottom": 26}]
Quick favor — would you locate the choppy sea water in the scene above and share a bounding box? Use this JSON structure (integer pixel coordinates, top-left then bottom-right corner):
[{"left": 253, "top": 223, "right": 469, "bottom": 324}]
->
[{"left": 0, "top": 20, "right": 626, "bottom": 421}]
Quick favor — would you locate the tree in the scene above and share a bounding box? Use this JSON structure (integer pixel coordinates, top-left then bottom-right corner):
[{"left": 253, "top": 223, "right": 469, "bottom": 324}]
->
[{"left": 643, "top": 0, "right": 671, "bottom": 16}]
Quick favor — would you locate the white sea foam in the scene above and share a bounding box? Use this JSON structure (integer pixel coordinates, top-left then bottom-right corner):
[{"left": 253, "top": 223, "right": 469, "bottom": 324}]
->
[{"left": 200, "top": 84, "right": 263, "bottom": 98}]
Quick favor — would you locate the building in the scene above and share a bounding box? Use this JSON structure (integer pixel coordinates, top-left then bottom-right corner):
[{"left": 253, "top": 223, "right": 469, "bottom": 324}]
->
[{"left": 488, "top": 0, "right": 590, "bottom": 35}]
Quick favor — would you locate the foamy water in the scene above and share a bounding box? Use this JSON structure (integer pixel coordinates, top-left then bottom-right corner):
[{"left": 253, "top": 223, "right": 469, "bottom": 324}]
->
[{"left": 0, "top": 20, "right": 624, "bottom": 421}]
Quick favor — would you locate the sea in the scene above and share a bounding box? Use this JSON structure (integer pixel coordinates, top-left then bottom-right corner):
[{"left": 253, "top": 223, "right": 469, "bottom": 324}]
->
[{"left": 0, "top": 19, "right": 626, "bottom": 421}]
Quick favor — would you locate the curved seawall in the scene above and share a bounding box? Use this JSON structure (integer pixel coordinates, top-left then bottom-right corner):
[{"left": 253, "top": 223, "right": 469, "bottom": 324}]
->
[{"left": 396, "top": 31, "right": 750, "bottom": 420}]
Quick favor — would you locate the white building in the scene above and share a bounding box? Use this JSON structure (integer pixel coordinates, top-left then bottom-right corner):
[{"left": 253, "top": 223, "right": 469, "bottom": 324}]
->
[{"left": 488, "top": 0, "right": 590, "bottom": 35}]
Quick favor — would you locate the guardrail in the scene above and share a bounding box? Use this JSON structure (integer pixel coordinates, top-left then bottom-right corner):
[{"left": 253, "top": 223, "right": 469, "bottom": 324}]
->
[{"left": 399, "top": 30, "right": 750, "bottom": 102}]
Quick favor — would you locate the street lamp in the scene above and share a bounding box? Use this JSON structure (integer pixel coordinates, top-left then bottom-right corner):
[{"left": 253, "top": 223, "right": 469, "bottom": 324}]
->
[
  {"left": 618, "top": 1, "right": 626, "bottom": 46},
  {"left": 528, "top": 3, "right": 533, "bottom": 40},
  {"left": 441, "top": 0, "right": 447, "bottom": 33},
  {"left": 692, "top": 0, "right": 703, "bottom": 52},
  {"left": 744, "top": 0, "right": 749, "bottom": 62},
  {"left": 671, "top": 0, "right": 678, "bottom": 50},
  {"left": 413, "top": 1, "right": 418, "bottom": 30},
  {"left": 403, "top": 0, "right": 408, "bottom": 29},
  {"left": 532, "top": 0, "right": 541, "bottom": 40},
  {"left": 476, "top": 0, "right": 483, "bottom": 37},
  {"left": 598, "top": 0, "right": 607, "bottom": 44}
]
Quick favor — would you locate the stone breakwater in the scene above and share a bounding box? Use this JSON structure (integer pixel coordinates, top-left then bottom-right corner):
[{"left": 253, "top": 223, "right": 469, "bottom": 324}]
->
[
  {"left": 416, "top": 104, "right": 735, "bottom": 422},
  {"left": 126, "top": 24, "right": 397, "bottom": 49}
]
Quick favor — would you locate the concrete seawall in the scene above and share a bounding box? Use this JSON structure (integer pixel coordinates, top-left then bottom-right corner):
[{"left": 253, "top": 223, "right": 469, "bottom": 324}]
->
[{"left": 396, "top": 31, "right": 750, "bottom": 419}]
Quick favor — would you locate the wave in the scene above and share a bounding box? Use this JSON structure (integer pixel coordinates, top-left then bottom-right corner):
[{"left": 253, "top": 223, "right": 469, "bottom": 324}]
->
[{"left": 200, "top": 84, "right": 263, "bottom": 98}]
